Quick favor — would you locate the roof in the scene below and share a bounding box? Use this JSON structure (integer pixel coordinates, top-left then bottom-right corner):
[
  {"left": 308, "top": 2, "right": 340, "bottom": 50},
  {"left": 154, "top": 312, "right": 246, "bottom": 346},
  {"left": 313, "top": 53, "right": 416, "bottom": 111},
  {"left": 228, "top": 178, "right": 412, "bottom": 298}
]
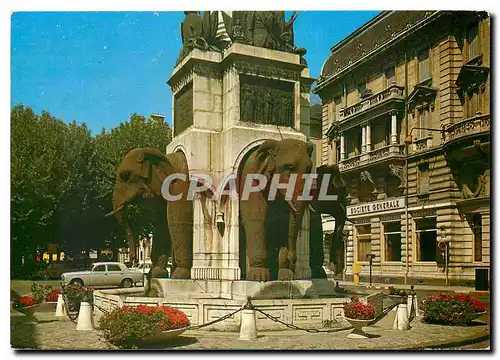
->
[
  {"left": 92, "top": 262, "right": 125, "bottom": 266},
  {"left": 319, "top": 11, "right": 437, "bottom": 79}
]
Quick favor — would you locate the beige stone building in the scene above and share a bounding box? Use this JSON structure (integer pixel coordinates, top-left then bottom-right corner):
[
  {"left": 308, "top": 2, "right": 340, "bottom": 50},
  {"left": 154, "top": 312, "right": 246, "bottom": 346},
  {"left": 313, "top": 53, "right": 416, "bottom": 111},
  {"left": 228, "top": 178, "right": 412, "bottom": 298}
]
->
[{"left": 314, "top": 11, "right": 490, "bottom": 285}]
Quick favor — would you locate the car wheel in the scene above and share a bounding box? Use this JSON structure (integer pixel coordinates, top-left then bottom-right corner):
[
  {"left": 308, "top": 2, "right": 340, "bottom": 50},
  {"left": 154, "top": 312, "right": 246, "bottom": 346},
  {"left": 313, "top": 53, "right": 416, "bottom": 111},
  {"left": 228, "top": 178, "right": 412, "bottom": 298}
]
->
[
  {"left": 70, "top": 279, "right": 84, "bottom": 287},
  {"left": 120, "top": 278, "right": 133, "bottom": 288}
]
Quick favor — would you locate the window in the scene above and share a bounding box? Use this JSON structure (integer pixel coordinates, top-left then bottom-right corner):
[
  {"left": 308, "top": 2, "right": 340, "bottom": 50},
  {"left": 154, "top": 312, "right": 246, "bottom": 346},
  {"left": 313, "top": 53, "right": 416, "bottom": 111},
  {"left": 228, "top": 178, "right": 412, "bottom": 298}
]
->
[
  {"left": 415, "top": 218, "right": 438, "bottom": 262},
  {"left": 107, "top": 264, "right": 122, "bottom": 272},
  {"left": 418, "top": 50, "right": 430, "bottom": 82},
  {"left": 418, "top": 108, "right": 430, "bottom": 138},
  {"left": 473, "top": 214, "right": 482, "bottom": 262},
  {"left": 418, "top": 164, "right": 430, "bottom": 195},
  {"left": 310, "top": 123, "right": 321, "bottom": 139},
  {"left": 383, "top": 222, "right": 402, "bottom": 261},
  {"left": 385, "top": 67, "right": 395, "bottom": 87},
  {"left": 335, "top": 142, "right": 341, "bottom": 163},
  {"left": 356, "top": 224, "right": 372, "bottom": 261},
  {"left": 467, "top": 90, "right": 480, "bottom": 118},
  {"left": 93, "top": 265, "right": 106, "bottom": 272},
  {"left": 468, "top": 25, "right": 479, "bottom": 61},
  {"left": 334, "top": 96, "right": 342, "bottom": 121}
]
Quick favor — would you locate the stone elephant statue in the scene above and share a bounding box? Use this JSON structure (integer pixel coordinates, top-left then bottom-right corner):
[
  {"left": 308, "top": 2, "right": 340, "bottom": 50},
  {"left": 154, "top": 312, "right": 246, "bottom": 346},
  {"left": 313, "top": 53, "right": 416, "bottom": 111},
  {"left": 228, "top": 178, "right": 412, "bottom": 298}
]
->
[
  {"left": 239, "top": 139, "right": 313, "bottom": 281},
  {"left": 107, "top": 147, "right": 193, "bottom": 279},
  {"left": 309, "top": 164, "right": 348, "bottom": 278}
]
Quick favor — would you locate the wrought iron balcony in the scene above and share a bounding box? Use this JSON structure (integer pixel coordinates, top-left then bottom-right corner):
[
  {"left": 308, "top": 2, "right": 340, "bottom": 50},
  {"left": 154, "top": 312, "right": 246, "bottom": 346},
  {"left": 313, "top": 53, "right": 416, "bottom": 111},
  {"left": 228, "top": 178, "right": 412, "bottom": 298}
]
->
[
  {"left": 443, "top": 113, "right": 490, "bottom": 144},
  {"left": 339, "top": 144, "right": 405, "bottom": 172},
  {"left": 339, "top": 84, "right": 405, "bottom": 122}
]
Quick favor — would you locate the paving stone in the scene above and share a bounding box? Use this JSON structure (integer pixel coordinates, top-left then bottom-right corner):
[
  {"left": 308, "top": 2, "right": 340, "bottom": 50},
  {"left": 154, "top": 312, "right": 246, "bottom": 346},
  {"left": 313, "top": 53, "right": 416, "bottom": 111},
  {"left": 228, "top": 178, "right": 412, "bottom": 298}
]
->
[{"left": 11, "top": 310, "right": 489, "bottom": 350}]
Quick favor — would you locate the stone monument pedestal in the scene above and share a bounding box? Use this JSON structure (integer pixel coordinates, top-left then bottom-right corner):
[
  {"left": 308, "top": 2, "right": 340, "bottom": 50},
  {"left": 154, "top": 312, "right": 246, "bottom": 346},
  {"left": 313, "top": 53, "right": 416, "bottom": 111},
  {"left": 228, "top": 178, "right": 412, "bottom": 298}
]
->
[{"left": 166, "top": 41, "right": 315, "bottom": 281}]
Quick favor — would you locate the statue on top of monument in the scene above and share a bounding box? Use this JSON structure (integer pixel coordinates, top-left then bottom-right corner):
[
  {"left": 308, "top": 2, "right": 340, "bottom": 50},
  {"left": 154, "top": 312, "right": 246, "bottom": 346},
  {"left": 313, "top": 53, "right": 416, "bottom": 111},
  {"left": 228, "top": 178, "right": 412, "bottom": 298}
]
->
[
  {"left": 176, "top": 11, "right": 226, "bottom": 65},
  {"left": 231, "top": 11, "right": 306, "bottom": 56},
  {"left": 176, "top": 11, "right": 307, "bottom": 66}
]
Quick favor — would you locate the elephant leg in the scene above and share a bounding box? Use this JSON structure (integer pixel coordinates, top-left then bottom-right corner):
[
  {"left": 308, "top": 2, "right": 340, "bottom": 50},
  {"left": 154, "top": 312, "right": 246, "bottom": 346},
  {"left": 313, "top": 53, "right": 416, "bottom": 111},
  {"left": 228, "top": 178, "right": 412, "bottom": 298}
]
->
[
  {"left": 167, "top": 199, "right": 193, "bottom": 279},
  {"left": 240, "top": 194, "right": 270, "bottom": 281},
  {"left": 278, "top": 211, "right": 302, "bottom": 281}
]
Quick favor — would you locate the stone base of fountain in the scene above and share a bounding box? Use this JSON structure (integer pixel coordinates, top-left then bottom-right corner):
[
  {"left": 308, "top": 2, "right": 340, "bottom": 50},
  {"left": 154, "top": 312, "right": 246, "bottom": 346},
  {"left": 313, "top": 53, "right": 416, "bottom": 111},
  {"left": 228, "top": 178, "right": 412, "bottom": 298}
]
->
[
  {"left": 151, "top": 278, "right": 346, "bottom": 300},
  {"left": 93, "top": 279, "right": 384, "bottom": 331}
]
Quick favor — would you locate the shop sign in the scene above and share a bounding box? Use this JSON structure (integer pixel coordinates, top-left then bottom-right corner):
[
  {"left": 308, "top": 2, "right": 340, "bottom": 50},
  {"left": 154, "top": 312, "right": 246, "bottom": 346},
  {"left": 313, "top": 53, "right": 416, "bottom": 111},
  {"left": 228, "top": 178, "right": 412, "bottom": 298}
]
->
[{"left": 347, "top": 197, "right": 405, "bottom": 216}]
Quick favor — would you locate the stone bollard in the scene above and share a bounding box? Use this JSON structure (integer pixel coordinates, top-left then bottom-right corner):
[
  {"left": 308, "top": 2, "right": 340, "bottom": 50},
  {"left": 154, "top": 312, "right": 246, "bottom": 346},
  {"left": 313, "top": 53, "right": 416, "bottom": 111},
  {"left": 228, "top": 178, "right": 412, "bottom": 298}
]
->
[
  {"left": 76, "top": 302, "right": 94, "bottom": 331},
  {"left": 239, "top": 297, "right": 257, "bottom": 341},
  {"left": 393, "top": 303, "right": 410, "bottom": 330},
  {"left": 55, "top": 294, "right": 66, "bottom": 317}
]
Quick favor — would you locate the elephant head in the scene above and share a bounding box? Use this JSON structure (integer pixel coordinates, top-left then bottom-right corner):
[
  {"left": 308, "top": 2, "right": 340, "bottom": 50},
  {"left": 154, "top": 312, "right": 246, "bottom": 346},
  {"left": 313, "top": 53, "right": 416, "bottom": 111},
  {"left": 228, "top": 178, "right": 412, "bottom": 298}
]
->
[
  {"left": 107, "top": 147, "right": 174, "bottom": 217},
  {"left": 252, "top": 138, "right": 314, "bottom": 214},
  {"left": 108, "top": 147, "right": 193, "bottom": 279},
  {"left": 239, "top": 138, "right": 314, "bottom": 281}
]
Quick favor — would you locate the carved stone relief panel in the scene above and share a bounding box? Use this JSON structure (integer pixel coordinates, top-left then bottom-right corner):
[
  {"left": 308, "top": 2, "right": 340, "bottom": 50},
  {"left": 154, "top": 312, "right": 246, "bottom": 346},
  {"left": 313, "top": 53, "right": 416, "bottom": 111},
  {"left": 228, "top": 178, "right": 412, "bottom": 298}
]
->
[
  {"left": 240, "top": 74, "right": 295, "bottom": 127},
  {"left": 174, "top": 81, "right": 194, "bottom": 137}
]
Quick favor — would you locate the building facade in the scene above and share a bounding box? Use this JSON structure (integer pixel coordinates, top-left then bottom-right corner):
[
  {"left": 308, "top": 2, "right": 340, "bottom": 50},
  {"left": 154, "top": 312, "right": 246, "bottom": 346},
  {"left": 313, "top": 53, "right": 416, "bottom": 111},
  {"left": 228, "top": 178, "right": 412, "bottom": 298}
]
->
[{"left": 314, "top": 11, "right": 490, "bottom": 285}]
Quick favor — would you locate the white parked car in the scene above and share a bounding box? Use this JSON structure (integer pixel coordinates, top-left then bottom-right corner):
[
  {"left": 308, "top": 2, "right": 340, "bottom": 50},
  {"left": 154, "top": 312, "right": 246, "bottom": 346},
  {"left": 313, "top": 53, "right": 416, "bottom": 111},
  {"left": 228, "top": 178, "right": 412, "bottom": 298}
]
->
[
  {"left": 130, "top": 259, "right": 153, "bottom": 274},
  {"left": 60, "top": 262, "right": 143, "bottom": 288}
]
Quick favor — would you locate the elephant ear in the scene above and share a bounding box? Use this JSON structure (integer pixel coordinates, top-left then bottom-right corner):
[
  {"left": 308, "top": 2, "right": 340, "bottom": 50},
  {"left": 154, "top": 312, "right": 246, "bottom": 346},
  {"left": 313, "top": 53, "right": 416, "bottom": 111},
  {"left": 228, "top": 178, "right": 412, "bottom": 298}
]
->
[
  {"left": 317, "top": 164, "right": 346, "bottom": 191},
  {"left": 255, "top": 139, "right": 279, "bottom": 178},
  {"left": 138, "top": 147, "right": 171, "bottom": 183}
]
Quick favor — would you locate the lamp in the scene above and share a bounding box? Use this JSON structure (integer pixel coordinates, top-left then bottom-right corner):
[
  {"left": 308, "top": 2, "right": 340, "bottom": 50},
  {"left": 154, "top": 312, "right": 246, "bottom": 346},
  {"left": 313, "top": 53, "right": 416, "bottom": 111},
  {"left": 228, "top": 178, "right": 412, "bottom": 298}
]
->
[{"left": 216, "top": 212, "right": 225, "bottom": 237}]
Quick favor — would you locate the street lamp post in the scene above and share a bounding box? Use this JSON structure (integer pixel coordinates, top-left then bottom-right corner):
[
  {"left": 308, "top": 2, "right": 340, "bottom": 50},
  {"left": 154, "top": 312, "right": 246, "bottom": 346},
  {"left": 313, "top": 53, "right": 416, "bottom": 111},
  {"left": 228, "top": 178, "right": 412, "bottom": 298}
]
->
[{"left": 366, "top": 253, "right": 375, "bottom": 287}]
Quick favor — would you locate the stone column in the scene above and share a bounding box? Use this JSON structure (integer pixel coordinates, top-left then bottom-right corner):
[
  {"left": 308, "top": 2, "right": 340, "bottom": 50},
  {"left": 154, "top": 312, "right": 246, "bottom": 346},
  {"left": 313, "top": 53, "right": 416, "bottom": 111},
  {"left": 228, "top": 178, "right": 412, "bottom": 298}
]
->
[
  {"left": 294, "top": 208, "right": 311, "bottom": 279},
  {"left": 361, "top": 124, "right": 366, "bottom": 153},
  {"left": 366, "top": 122, "right": 371, "bottom": 152},
  {"left": 391, "top": 111, "right": 398, "bottom": 144},
  {"left": 340, "top": 134, "right": 346, "bottom": 160}
]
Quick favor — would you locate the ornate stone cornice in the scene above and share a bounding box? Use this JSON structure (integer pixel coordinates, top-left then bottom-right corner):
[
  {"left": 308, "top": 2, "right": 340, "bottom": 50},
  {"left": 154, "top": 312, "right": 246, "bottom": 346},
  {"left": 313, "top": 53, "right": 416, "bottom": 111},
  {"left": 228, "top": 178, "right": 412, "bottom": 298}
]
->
[{"left": 232, "top": 61, "right": 300, "bottom": 81}]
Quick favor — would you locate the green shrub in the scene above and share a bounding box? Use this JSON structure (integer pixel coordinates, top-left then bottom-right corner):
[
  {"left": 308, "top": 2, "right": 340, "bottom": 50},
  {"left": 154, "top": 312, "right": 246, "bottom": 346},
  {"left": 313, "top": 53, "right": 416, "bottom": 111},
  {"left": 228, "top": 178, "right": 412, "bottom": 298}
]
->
[
  {"left": 31, "top": 283, "right": 53, "bottom": 303},
  {"left": 62, "top": 285, "right": 94, "bottom": 311},
  {"left": 422, "top": 292, "right": 486, "bottom": 326}
]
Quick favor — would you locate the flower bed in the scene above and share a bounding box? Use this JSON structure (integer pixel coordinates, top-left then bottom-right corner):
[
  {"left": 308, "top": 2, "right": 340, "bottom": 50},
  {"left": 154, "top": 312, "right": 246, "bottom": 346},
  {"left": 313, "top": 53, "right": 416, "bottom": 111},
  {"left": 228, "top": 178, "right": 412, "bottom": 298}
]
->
[
  {"left": 14, "top": 295, "right": 38, "bottom": 309},
  {"left": 422, "top": 292, "right": 486, "bottom": 326},
  {"left": 99, "top": 305, "right": 190, "bottom": 348},
  {"left": 45, "top": 289, "right": 61, "bottom": 302},
  {"left": 62, "top": 285, "right": 94, "bottom": 311},
  {"left": 344, "top": 297, "right": 375, "bottom": 320}
]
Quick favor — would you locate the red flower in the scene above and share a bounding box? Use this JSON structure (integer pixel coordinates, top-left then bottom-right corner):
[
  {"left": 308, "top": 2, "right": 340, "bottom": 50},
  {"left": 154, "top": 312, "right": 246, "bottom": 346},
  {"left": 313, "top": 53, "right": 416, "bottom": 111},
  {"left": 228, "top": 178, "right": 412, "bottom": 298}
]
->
[
  {"left": 45, "top": 289, "right": 61, "bottom": 302},
  {"left": 344, "top": 301, "right": 375, "bottom": 320},
  {"left": 15, "top": 296, "right": 38, "bottom": 307}
]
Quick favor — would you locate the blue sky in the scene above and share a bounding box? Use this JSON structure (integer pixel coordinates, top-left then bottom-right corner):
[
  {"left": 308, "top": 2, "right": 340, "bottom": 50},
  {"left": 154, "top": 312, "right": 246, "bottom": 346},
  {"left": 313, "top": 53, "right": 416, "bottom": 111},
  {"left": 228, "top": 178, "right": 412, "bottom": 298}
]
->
[{"left": 11, "top": 11, "right": 379, "bottom": 133}]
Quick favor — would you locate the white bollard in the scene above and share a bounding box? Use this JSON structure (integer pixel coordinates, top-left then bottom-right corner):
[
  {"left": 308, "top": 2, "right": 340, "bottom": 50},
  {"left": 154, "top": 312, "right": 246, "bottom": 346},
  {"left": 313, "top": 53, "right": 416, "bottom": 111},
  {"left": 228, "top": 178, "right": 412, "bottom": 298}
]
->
[
  {"left": 76, "top": 301, "right": 94, "bottom": 331},
  {"left": 393, "top": 303, "right": 410, "bottom": 330},
  {"left": 239, "top": 309, "right": 257, "bottom": 341},
  {"left": 55, "top": 294, "right": 66, "bottom": 317},
  {"left": 407, "top": 295, "right": 420, "bottom": 318}
]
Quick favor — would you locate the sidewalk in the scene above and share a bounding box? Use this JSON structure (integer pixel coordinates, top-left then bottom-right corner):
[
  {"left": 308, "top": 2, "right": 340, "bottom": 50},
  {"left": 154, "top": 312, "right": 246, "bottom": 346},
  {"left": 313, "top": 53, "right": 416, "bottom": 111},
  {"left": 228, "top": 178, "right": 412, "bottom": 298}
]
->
[
  {"left": 336, "top": 279, "right": 481, "bottom": 293},
  {"left": 11, "top": 309, "right": 490, "bottom": 350}
]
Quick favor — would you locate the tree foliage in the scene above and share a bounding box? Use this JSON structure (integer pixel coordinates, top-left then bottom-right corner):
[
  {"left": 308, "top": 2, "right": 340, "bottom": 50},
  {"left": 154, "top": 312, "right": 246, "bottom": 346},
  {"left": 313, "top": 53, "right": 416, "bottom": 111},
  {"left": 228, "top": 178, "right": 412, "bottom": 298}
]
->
[{"left": 11, "top": 105, "right": 172, "bottom": 277}]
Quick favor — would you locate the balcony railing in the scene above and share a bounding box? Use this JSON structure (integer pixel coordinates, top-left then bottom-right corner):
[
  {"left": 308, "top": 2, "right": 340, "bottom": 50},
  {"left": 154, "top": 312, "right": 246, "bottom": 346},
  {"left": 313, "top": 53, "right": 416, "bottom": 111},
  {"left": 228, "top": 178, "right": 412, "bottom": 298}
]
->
[
  {"left": 339, "top": 154, "right": 361, "bottom": 171},
  {"left": 339, "top": 144, "right": 405, "bottom": 171},
  {"left": 444, "top": 114, "right": 491, "bottom": 143},
  {"left": 339, "top": 85, "right": 405, "bottom": 120}
]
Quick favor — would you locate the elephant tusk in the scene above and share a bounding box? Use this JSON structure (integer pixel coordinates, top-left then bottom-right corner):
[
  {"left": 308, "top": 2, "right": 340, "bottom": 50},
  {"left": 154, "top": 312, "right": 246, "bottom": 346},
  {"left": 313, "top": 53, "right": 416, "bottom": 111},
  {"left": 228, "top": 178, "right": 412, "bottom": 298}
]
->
[
  {"left": 308, "top": 204, "right": 317, "bottom": 213},
  {"left": 286, "top": 200, "right": 299, "bottom": 214},
  {"left": 105, "top": 204, "right": 125, "bottom": 217}
]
